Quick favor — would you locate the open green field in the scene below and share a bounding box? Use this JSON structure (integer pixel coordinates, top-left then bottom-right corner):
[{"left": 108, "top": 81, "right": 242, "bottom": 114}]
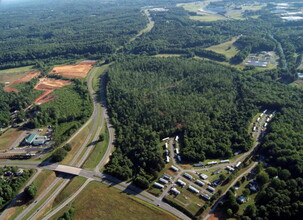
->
[
  {"left": 155, "top": 54, "right": 182, "bottom": 58},
  {"left": 0, "top": 128, "right": 24, "bottom": 150},
  {"left": 51, "top": 181, "right": 178, "bottom": 220},
  {"left": 206, "top": 37, "right": 239, "bottom": 59},
  {"left": 189, "top": 14, "right": 227, "bottom": 22},
  {"left": 226, "top": 4, "right": 265, "bottom": 20},
  {"left": 290, "top": 79, "right": 303, "bottom": 88},
  {"left": 0, "top": 66, "right": 34, "bottom": 75},
  {"left": 177, "top": 0, "right": 219, "bottom": 12},
  {"left": 178, "top": 1, "right": 265, "bottom": 22},
  {"left": 177, "top": 0, "right": 227, "bottom": 22},
  {"left": 0, "top": 66, "right": 35, "bottom": 84}
]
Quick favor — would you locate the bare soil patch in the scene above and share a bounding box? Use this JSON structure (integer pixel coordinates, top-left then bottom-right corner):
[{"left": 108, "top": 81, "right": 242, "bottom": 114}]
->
[
  {"left": 34, "top": 78, "right": 71, "bottom": 104},
  {"left": 3, "top": 71, "right": 41, "bottom": 92},
  {"left": 50, "top": 61, "right": 96, "bottom": 79}
]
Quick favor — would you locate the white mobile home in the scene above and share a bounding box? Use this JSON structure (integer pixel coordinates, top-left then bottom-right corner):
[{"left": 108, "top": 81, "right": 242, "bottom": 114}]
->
[
  {"left": 153, "top": 182, "right": 164, "bottom": 189},
  {"left": 170, "top": 165, "right": 179, "bottom": 172},
  {"left": 188, "top": 185, "right": 199, "bottom": 194},
  {"left": 200, "top": 173, "right": 208, "bottom": 180},
  {"left": 195, "top": 180, "right": 205, "bottom": 187},
  {"left": 183, "top": 173, "right": 193, "bottom": 180},
  {"left": 207, "top": 186, "right": 215, "bottom": 193},
  {"left": 159, "top": 178, "right": 168, "bottom": 184},
  {"left": 177, "top": 179, "right": 186, "bottom": 187},
  {"left": 170, "top": 187, "right": 181, "bottom": 195},
  {"left": 235, "top": 161, "right": 242, "bottom": 168},
  {"left": 166, "top": 156, "right": 170, "bottom": 163}
]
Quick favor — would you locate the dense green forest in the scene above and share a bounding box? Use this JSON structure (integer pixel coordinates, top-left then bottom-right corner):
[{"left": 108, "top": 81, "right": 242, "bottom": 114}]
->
[
  {"left": 105, "top": 56, "right": 303, "bottom": 218},
  {"left": 0, "top": 0, "right": 193, "bottom": 69},
  {"left": 105, "top": 57, "right": 258, "bottom": 185}
]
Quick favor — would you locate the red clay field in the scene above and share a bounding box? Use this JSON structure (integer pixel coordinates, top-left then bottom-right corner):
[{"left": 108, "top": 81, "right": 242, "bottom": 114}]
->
[
  {"left": 34, "top": 78, "right": 71, "bottom": 104},
  {"left": 50, "top": 61, "right": 96, "bottom": 79},
  {"left": 3, "top": 71, "right": 41, "bottom": 92}
]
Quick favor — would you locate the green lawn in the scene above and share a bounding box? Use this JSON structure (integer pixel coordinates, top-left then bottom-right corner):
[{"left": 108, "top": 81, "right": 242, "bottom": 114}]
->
[
  {"left": 0, "top": 128, "right": 24, "bottom": 150},
  {"left": 291, "top": 79, "right": 303, "bottom": 88},
  {"left": 206, "top": 37, "right": 239, "bottom": 59},
  {"left": 154, "top": 54, "right": 182, "bottom": 58},
  {"left": 52, "top": 181, "right": 178, "bottom": 220},
  {"left": 0, "top": 66, "right": 34, "bottom": 75},
  {"left": 189, "top": 14, "right": 227, "bottom": 22}
]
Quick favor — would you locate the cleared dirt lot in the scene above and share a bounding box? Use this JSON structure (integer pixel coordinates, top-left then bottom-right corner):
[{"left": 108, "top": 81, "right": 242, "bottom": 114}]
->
[
  {"left": 3, "top": 71, "right": 41, "bottom": 92},
  {"left": 50, "top": 61, "right": 96, "bottom": 79},
  {"left": 34, "top": 78, "right": 71, "bottom": 104}
]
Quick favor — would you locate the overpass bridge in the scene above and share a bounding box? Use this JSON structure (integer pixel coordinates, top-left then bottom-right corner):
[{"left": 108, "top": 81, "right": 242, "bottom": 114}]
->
[
  {"left": 0, "top": 162, "right": 94, "bottom": 179},
  {"left": 54, "top": 165, "right": 82, "bottom": 175}
]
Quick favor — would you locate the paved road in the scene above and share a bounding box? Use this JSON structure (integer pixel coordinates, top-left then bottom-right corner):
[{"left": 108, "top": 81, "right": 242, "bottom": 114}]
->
[
  {"left": 94, "top": 73, "right": 115, "bottom": 172},
  {"left": 70, "top": 67, "right": 103, "bottom": 166}
]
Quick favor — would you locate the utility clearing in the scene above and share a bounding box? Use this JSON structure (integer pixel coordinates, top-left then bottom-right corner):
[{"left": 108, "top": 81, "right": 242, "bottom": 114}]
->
[
  {"left": 3, "top": 71, "right": 41, "bottom": 92},
  {"left": 34, "top": 78, "right": 71, "bottom": 104},
  {"left": 50, "top": 61, "right": 96, "bottom": 79}
]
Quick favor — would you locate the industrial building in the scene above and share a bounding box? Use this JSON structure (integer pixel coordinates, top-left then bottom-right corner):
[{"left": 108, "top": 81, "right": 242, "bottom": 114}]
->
[{"left": 24, "top": 133, "right": 47, "bottom": 146}]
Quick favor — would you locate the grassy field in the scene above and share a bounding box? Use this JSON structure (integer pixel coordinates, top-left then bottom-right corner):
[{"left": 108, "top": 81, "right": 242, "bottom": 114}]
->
[
  {"left": 206, "top": 37, "right": 239, "bottom": 59},
  {"left": 51, "top": 181, "right": 178, "bottom": 220},
  {"left": 0, "top": 128, "right": 25, "bottom": 150},
  {"left": 226, "top": 5, "right": 265, "bottom": 20},
  {"left": 177, "top": 0, "right": 219, "bottom": 12},
  {"left": 177, "top": 0, "right": 227, "bottom": 22},
  {"left": 0, "top": 66, "right": 34, "bottom": 75},
  {"left": 291, "top": 79, "right": 303, "bottom": 88},
  {"left": 178, "top": 1, "right": 264, "bottom": 22},
  {"left": 154, "top": 54, "right": 182, "bottom": 58},
  {"left": 189, "top": 14, "right": 227, "bottom": 22},
  {"left": 82, "top": 121, "right": 109, "bottom": 170},
  {"left": 0, "top": 66, "right": 34, "bottom": 83}
]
